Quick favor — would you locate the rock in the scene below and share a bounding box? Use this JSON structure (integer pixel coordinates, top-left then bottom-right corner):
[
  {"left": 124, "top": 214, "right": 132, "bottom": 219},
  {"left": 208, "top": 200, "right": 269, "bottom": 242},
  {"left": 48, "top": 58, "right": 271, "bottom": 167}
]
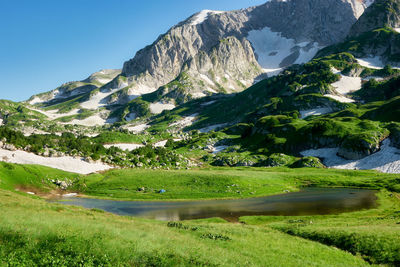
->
[{"left": 3, "top": 144, "right": 16, "bottom": 151}]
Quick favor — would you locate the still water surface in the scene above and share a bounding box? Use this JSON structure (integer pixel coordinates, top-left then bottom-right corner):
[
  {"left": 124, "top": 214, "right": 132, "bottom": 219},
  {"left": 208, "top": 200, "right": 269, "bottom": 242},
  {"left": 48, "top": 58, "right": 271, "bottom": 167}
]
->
[{"left": 55, "top": 188, "right": 377, "bottom": 222}]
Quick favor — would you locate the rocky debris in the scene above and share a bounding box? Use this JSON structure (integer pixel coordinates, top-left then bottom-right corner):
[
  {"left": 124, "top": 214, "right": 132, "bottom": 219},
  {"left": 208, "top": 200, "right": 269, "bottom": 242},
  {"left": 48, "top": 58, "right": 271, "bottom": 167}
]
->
[
  {"left": 51, "top": 179, "right": 73, "bottom": 190},
  {"left": 338, "top": 134, "right": 386, "bottom": 160},
  {"left": 349, "top": 0, "right": 400, "bottom": 37}
]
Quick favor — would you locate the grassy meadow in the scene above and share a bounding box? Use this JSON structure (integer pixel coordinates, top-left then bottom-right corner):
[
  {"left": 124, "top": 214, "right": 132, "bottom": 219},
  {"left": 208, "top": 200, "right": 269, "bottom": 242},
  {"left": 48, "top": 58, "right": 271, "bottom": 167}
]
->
[{"left": 0, "top": 162, "right": 399, "bottom": 266}]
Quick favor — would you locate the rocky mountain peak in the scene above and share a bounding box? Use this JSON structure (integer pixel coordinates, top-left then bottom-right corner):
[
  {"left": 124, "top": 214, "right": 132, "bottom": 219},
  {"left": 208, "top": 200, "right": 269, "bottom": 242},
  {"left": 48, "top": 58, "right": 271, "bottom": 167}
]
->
[{"left": 349, "top": 0, "right": 400, "bottom": 37}]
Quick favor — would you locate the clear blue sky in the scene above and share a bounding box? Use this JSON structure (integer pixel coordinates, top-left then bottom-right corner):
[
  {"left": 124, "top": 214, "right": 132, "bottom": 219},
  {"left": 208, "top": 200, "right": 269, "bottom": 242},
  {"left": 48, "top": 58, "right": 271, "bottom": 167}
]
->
[{"left": 0, "top": 0, "right": 266, "bottom": 102}]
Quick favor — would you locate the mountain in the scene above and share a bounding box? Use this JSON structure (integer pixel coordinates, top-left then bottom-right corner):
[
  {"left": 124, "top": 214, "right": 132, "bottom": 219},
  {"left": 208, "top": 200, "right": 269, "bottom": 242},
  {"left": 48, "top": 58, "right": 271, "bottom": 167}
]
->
[
  {"left": 349, "top": 0, "right": 400, "bottom": 37},
  {"left": 26, "top": 0, "right": 372, "bottom": 125},
  {"left": 5, "top": 0, "right": 400, "bottom": 174},
  {"left": 317, "top": 0, "right": 400, "bottom": 67}
]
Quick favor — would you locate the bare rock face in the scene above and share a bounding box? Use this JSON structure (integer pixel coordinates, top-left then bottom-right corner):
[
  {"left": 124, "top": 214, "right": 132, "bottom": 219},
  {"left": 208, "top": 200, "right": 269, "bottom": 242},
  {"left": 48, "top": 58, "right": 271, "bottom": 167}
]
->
[
  {"left": 26, "top": 0, "right": 373, "bottom": 121},
  {"left": 349, "top": 0, "right": 400, "bottom": 37},
  {"left": 119, "top": 0, "right": 370, "bottom": 105}
]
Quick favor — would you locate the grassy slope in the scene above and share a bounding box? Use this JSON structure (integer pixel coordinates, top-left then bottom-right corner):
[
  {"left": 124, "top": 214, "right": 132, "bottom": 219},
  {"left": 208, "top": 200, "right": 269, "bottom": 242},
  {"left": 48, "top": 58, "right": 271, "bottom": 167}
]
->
[
  {"left": 241, "top": 191, "right": 400, "bottom": 265},
  {"left": 1, "top": 162, "right": 398, "bottom": 201},
  {"left": 0, "top": 189, "right": 369, "bottom": 266},
  {"left": 79, "top": 167, "right": 400, "bottom": 201},
  {"left": 0, "top": 162, "right": 399, "bottom": 265}
]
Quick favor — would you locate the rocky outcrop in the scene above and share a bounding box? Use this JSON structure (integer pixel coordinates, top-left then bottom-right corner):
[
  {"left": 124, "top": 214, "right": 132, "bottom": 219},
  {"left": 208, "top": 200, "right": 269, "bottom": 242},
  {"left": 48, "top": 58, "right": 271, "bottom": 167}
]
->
[
  {"left": 349, "top": 0, "right": 400, "bottom": 37},
  {"left": 25, "top": 0, "right": 372, "bottom": 122},
  {"left": 338, "top": 134, "right": 386, "bottom": 160},
  {"left": 118, "top": 0, "right": 370, "bottom": 105}
]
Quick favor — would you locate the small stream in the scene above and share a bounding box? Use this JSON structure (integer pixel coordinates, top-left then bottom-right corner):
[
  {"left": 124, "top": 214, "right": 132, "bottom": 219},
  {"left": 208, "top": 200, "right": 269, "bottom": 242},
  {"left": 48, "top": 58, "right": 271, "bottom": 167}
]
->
[{"left": 53, "top": 188, "right": 377, "bottom": 222}]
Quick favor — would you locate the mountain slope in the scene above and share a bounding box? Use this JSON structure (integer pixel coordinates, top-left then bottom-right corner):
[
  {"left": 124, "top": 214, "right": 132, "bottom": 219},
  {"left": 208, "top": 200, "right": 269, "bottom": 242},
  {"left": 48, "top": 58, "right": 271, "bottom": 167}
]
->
[{"left": 25, "top": 0, "right": 371, "bottom": 125}]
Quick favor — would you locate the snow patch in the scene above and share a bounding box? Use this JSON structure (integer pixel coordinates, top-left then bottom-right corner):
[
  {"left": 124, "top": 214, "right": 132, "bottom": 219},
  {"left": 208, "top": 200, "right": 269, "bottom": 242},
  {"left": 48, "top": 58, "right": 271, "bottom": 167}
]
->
[
  {"left": 125, "top": 112, "right": 136, "bottom": 122},
  {"left": 30, "top": 108, "right": 80, "bottom": 120},
  {"left": 65, "top": 114, "right": 109, "bottom": 127},
  {"left": 104, "top": 143, "right": 144, "bottom": 151},
  {"left": 154, "top": 140, "right": 168, "bottom": 148},
  {"left": 356, "top": 57, "right": 385, "bottom": 69},
  {"left": 212, "top": 146, "right": 228, "bottom": 154},
  {"left": 331, "top": 74, "right": 362, "bottom": 95},
  {"left": 201, "top": 100, "right": 216, "bottom": 106},
  {"left": 170, "top": 114, "right": 198, "bottom": 129},
  {"left": 247, "top": 27, "right": 321, "bottom": 76},
  {"left": 0, "top": 149, "right": 112, "bottom": 174},
  {"left": 324, "top": 94, "right": 355, "bottom": 103},
  {"left": 149, "top": 102, "right": 175, "bottom": 114},
  {"left": 199, "top": 123, "right": 228, "bottom": 133},
  {"left": 126, "top": 124, "right": 150, "bottom": 133},
  {"left": 301, "top": 139, "right": 400, "bottom": 174},
  {"left": 190, "top": 10, "right": 224, "bottom": 25},
  {"left": 300, "top": 107, "right": 333, "bottom": 118},
  {"left": 29, "top": 97, "right": 42, "bottom": 105}
]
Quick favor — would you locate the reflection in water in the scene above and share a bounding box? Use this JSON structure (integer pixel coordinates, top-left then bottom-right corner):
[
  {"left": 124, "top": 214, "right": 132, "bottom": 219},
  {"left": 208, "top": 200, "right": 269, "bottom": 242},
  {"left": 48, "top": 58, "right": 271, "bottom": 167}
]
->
[{"left": 54, "top": 188, "right": 377, "bottom": 222}]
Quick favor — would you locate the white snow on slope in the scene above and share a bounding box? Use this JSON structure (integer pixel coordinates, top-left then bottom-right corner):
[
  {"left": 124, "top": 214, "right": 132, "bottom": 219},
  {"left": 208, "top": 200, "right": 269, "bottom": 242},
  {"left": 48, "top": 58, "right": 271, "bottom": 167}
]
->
[
  {"left": 170, "top": 114, "right": 198, "bottom": 129},
  {"left": 80, "top": 82, "right": 128, "bottom": 110},
  {"left": 300, "top": 108, "right": 333, "bottom": 118},
  {"left": 199, "top": 123, "right": 228, "bottom": 133},
  {"left": 149, "top": 102, "right": 175, "bottom": 114},
  {"left": 247, "top": 27, "right": 321, "bottom": 76},
  {"left": 125, "top": 112, "right": 137, "bottom": 122},
  {"left": 331, "top": 75, "right": 362, "bottom": 95},
  {"left": 301, "top": 139, "right": 400, "bottom": 174},
  {"left": 30, "top": 108, "right": 80, "bottom": 120},
  {"left": 324, "top": 94, "right": 355, "bottom": 103},
  {"left": 65, "top": 114, "right": 116, "bottom": 127},
  {"left": 126, "top": 124, "right": 150, "bottom": 133},
  {"left": 201, "top": 100, "right": 216, "bottom": 106},
  {"left": 104, "top": 143, "right": 144, "bottom": 151},
  {"left": 212, "top": 146, "right": 228, "bottom": 154},
  {"left": 154, "top": 140, "right": 168, "bottom": 148},
  {"left": 323, "top": 68, "right": 359, "bottom": 103},
  {"left": 190, "top": 10, "right": 224, "bottom": 25},
  {"left": 0, "top": 149, "right": 112, "bottom": 174},
  {"left": 357, "top": 57, "right": 385, "bottom": 69}
]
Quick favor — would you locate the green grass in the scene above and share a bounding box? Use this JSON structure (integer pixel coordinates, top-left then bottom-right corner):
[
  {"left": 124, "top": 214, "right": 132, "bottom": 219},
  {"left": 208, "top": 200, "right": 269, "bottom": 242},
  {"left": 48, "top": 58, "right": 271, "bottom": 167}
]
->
[
  {"left": 0, "top": 163, "right": 399, "bottom": 265},
  {"left": 241, "top": 191, "right": 400, "bottom": 265},
  {"left": 77, "top": 167, "right": 400, "bottom": 201},
  {"left": 0, "top": 189, "right": 370, "bottom": 266},
  {"left": 0, "top": 162, "right": 79, "bottom": 192}
]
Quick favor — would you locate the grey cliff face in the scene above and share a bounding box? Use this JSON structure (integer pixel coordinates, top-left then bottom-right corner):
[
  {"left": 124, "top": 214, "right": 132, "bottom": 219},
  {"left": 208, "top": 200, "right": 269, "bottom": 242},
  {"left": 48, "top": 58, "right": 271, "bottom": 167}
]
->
[
  {"left": 349, "top": 0, "right": 400, "bottom": 37},
  {"left": 119, "top": 0, "right": 369, "bottom": 105},
  {"left": 28, "top": 0, "right": 373, "bottom": 117}
]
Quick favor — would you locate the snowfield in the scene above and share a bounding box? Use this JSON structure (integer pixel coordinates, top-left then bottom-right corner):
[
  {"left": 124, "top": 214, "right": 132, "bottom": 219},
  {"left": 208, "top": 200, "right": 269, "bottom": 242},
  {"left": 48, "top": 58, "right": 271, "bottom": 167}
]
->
[
  {"left": 300, "top": 107, "right": 333, "bottom": 118},
  {"left": 149, "top": 102, "right": 175, "bottom": 114},
  {"left": 199, "top": 123, "right": 228, "bottom": 133},
  {"left": 356, "top": 57, "right": 385, "bottom": 69},
  {"left": 126, "top": 124, "right": 150, "bottom": 133},
  {"left": 301, "top": 139, "right": 400, "bottom": 174},
  {"left": 125, "top": 112, "right": 137, "bottom": 122},
  {"left": 30, "top": 108, "right": 81, "bottom": 120},
  {"left": 170, "top": 114, "right": 198, "bottom": 129},
  {"left": 0, "top": 149, "right": 112, "bottom": 174},
  {"left": 212, "top": 146, "right": 228, "bottom": 154},
  {"left": 104, "top": 143, "right": 144, "bottom": 151},
  {"left": 247, "top": 27, "right": 321, "bottom": 76},
  {"left": 190, "top": 10, "right": 224, "bottom": 25},
  {"left": 65, "top": 114, "right": 117, "bottom": 127},
  {"left": 323, "top": 68, "right": 360, "bottom": 103},
  {"left": 324, "top": 94, "right": 355, "bottom": 103},
  {"left": 331, "top": 74, "right": 362, "bottom": 95}
]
